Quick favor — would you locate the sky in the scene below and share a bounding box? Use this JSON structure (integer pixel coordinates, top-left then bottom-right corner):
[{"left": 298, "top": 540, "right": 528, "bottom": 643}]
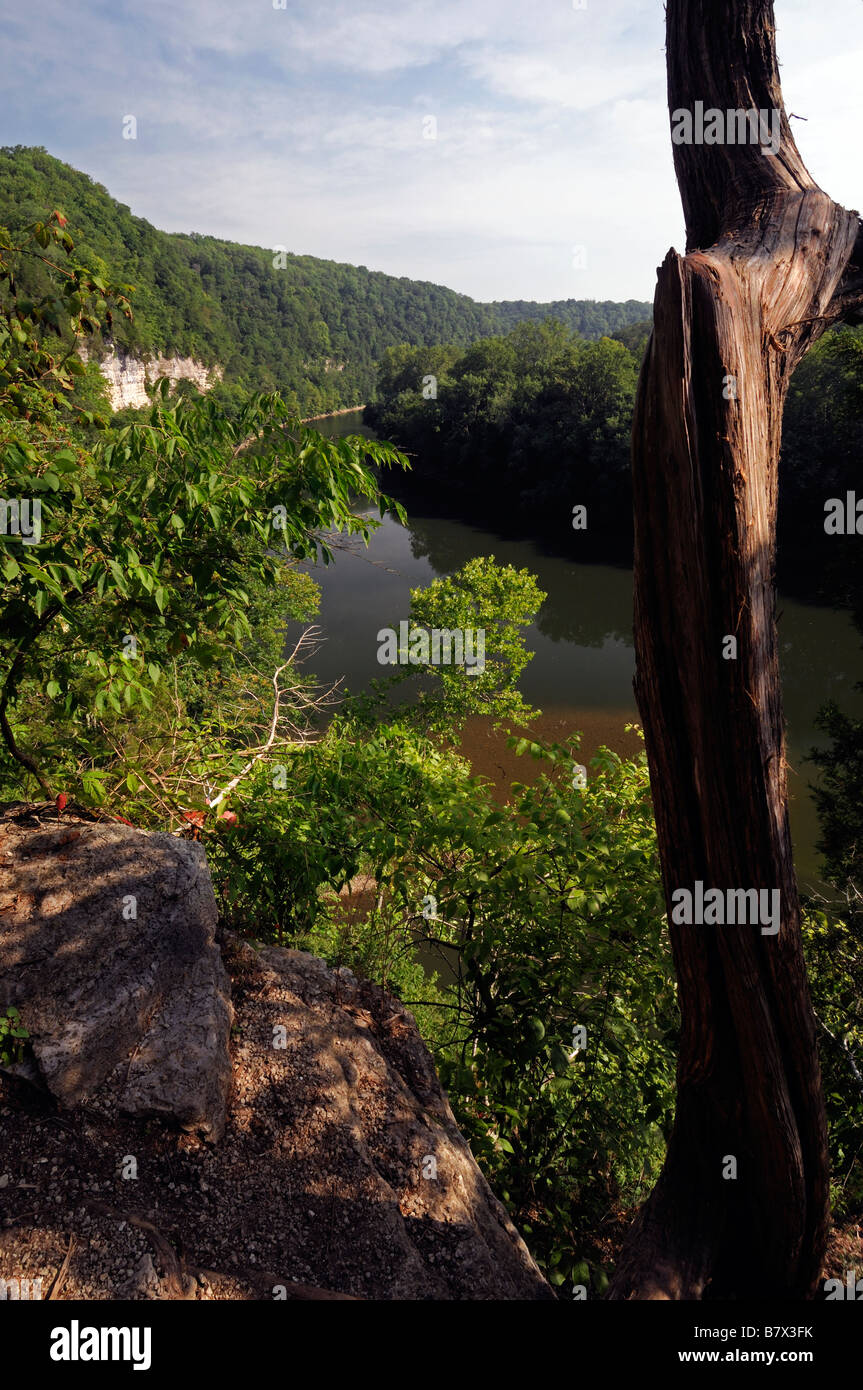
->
[{"left": 2, "top": 0, "right": 863, "bottom": 304}]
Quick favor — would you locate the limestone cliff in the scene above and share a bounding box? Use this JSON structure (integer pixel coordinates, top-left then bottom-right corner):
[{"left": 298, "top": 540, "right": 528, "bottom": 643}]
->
[{"left": 79, "top": 346, "right": 223, "bottom": 411}]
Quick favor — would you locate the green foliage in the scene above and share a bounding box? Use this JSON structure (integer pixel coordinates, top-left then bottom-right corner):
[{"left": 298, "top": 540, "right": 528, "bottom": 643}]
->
[
  {"left": 382, "top": 555, "right": 546, "bottom": 729},
  {"left": 810, "top": 699, "right": 863, "bottom": 887},
  {"left": 208, "top": 709, "right": 676, "bottom": 1291},
  {"left": 207, "top": 554, "right": 547, "bottom": 938},
  {"left": 610, "top": 319, "right": 652, "bottom": 360},
  {"left": 782, "top": 328, "right": 863, "bottom": 521},
  {"left": 778, "top": 323, "right": 863, "bottom": 605},
  {"left": 0, "top": 147, "right": 651, "bottom": 416},
  {"left": 0, "top": 213, "right": 409, "bottom": 812},
  {"left": 0, "top": 209, "right": 130, "bottom": 427},
  {"left": 0, "top": 386, "right": 409, "bottom": 800},
  {"left": 0, "top": 1006, "right": 29, "bottom": 1066},
  {"left": 801, "top": 904, "right": 863, "bottom": 1214},
  {"left": 491, "top": 297, "right": 655, "bottom": 340},
  {"left": 427, "top": 735, "right": 676, "bottom": 1290},
  {"left": 365, "top": 322, "right": 640, "bottom": 543},
  {"left": 805, "top": 698, "right": 863, "bottom": 1213}
]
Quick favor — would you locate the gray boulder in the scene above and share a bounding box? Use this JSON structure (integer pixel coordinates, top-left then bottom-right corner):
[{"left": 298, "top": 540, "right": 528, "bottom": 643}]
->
[{"left": 0, "top": 803, "right": 232, "bottom": 1139}]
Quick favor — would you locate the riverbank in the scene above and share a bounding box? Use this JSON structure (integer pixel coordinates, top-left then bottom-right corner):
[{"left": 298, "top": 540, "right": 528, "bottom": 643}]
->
[{"left": 302, "top": 405, "right": 366, "bottom": 423}]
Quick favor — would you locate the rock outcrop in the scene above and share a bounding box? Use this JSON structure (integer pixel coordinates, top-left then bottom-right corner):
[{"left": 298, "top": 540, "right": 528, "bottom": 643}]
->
[
  {"left": 0, "top": 803, "right": 553, "bottom": 1299},
  {"left": 78, "top": 346, "right": 223, "bottom": 411},
  {"left": 0, "top": 803, "right": 232, "bottom": 1140}
]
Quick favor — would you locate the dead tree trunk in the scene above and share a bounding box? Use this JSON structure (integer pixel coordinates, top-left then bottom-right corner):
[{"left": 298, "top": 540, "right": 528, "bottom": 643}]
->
[{"left": 610, "top": 0, "right": 863, "bottom": 1300}]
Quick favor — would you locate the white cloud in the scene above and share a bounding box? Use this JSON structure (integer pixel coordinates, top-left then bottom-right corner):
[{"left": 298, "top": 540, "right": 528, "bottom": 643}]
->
[{"left": 2, "top": 0, "right": 862, "bottom": 302}]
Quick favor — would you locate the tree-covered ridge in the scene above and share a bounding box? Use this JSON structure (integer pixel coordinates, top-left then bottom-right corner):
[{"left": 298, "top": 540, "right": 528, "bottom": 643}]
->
[
  {"left": 366, "top": 313, "right": 863, "bottom": 600},
  {"left": 0, "top": 146, "right": 652, "bottom": 416},
  {"left": 491, "top": 299, "right": 654, "bottom": 340},
  {"left": 365, "top": 321, "right": 641, "bottom": 551}
]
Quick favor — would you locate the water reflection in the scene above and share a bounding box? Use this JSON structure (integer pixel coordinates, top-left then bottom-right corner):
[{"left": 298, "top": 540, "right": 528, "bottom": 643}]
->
[{"left": 297, "top": 414, "right": 863, "bottom": 893}]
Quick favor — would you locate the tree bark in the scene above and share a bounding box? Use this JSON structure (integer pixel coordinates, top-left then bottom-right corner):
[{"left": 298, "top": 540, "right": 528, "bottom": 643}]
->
[{"left": 610, "top": 0, "right": 863, "bottom": 1300}]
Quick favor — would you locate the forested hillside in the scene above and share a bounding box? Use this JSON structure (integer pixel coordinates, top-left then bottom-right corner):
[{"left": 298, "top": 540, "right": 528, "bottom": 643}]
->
[
  {"left": 367, "top": 315, "right": 863, "bottom": 603},
  {"left": 0, "top": 147, "right": 652, "bottom": 415},
  {"left": 491, "top": 299, "right": 653, "bottom": 340},
  {"left": 365, "top": 321, "right": 639, "bottom": 551}
]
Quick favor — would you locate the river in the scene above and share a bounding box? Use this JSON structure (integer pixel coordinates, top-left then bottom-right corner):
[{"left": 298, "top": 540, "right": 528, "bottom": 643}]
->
[{"left": 300, "top": 409, "right": 863, "bottom": 892}]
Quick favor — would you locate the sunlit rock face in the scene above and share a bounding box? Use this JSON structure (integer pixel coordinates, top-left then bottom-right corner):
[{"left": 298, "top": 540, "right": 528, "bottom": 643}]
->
[{"left": 80, "top": 346, "right": 223, "bottom": 410}]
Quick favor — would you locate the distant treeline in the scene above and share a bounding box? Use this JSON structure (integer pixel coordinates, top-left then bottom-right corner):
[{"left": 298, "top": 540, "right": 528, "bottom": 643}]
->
[
  {"left": 366, "top": 320, "right": 644, "bottom": 557},
  {"left": 366, "top": 319, "right": 863, "bottom": 607},
  {"left": 0, "top": 146, "right": 652, "bottom": 418}
]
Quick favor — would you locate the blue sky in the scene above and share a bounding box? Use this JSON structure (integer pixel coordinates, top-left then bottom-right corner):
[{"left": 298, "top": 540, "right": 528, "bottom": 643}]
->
[{"left": 2, "top": 0, "right": 862, "bottom": 302}]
